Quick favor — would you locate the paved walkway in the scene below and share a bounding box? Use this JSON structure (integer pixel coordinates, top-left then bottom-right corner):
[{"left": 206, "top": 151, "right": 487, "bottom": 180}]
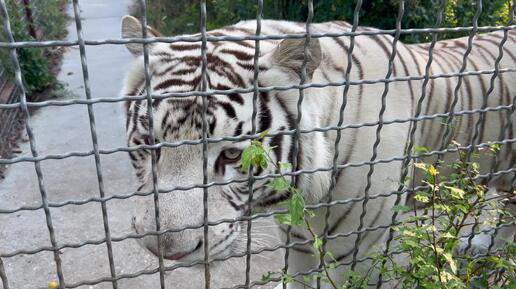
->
[{"left": 0, "top": 1, "right": 280, "bottom": 288}]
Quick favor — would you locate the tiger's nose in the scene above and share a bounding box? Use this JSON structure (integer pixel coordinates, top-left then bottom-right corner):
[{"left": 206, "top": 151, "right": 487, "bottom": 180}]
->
[{"left": 146, "top": 234, "right": 203, "bottom": 261}]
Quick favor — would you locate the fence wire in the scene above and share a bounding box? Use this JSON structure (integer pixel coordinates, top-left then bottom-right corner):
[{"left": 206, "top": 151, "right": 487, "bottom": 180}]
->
[{"left": 0, "top": 1, "right": 515, "bottom": 289}]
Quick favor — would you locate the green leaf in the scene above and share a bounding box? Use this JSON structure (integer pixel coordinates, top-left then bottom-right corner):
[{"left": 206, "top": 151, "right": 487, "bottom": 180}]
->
[
  {"left": 240, "top": 142, "right": 268, "bottom": 172},
  {"left": 441, "top": 232, "right": 456, "bottom": 239},
  {"left": 274, "top": 214, "right": 292, "bottom": 225},
  {"left": 489, "top": 143, "right": 501, "bottom": 154},
  {"left": 442, "top": 252, "right": 457, "bottom": 274},
  {"left": 456, "top": 204, "right": 469, "bottom": 214},
  {"left": 259, "top": 156, "right": 268, "bottom": 170},
  {"left": 268, "top": 178, "right": 291, "bottom": 192},
  {"left": 289, "top": 191, "right": 305, "bottom": 225},
  {"left": 445, "top": 186, "right": 466, "bottom": 199},
  {"left": 261, "top": 271, "right": 278, "bottom": 282},
  {"left": 325, "top": 251, "right": 336, "bottom": 262},
  {"left": 471, "top": 162, "right": 480, "bottom": 171},
  {"left": 290, "top": 187, "right": 301, "bottom": 194},
  {"left": 241, "top": 145, "right": 257, "bottom": 172},
  {"left": 306, "top": 210, "right": 316, "bottom": 218},
  {"left": 414, "top": 193, "right": 430, "bottom": 203},
  {"left": 414, "top": 162, "right": 427, "bottom": 171},
  {"left": 279, "top": 162, "right": 292, "bottom": 172},
  {"left": 313, "top": 236, "right": 323, "bottom": 252},
  {"left": 281, "top": 274, "right": 293, "bottom": 284},
  {"left": 414, "top": 147, "right": 429, "bottom": 153}
]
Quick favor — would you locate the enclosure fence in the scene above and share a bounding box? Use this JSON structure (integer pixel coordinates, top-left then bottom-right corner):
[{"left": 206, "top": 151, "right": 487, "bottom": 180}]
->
[{"left": 0, "top": 0, "right": 515, "bottom": 289}]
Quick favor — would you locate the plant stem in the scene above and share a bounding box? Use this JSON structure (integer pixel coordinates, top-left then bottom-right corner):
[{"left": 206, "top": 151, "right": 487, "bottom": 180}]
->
[
  {"left": 431, "top": 175, "right": 445, "bottom": 288},
  {"left": 303, "top": 215, "right": 339, "bottom": 289}
]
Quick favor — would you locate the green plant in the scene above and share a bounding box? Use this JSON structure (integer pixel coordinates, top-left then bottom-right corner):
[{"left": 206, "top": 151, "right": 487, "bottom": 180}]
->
[
  {"left": 380, "top": 143, "right": 515, "bottom": 289},
  {"left": 0, "top": 0, "right": 68, "bottom": 94},
  {"left": 242, "top": 136, "right": 515, "bottom": 288}
]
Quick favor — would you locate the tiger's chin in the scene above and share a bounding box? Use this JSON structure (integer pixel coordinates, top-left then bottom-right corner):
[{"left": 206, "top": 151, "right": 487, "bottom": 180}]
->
[
  {"left": 132, "top": 217, "right": 243, "bottom": 263},
  {"left": 134, "top": 232, "right": 240, "bottom": 264}
]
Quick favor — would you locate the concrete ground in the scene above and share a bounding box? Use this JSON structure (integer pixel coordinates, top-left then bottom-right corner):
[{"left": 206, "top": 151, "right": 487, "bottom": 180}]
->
[{"left": 0, "top": 1, "right": 282, "bottom": 288}]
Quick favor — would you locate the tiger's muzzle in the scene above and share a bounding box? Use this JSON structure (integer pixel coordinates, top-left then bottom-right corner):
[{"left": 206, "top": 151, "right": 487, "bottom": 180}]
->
[{"left": 131, "top": 186, "right": 242, "bottom": 262}]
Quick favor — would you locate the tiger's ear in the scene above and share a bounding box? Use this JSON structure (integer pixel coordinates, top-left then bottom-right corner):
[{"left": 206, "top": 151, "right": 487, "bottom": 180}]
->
[
  {"left": 272, "top": 38, "right": 321, "bottom": 78},
  {"left": 121, "top": 15, "right": 161, "bottom": 56}
]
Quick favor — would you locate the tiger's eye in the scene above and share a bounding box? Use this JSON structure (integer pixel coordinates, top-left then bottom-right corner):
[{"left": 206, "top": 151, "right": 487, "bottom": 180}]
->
[{"left": 222, "top": 148, "right": 242, "bottom": 161}]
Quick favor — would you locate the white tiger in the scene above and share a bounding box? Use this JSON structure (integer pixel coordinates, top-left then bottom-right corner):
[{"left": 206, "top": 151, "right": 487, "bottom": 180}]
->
[{"left": 120, "top": 15, "right": 516, "bottom": 288}]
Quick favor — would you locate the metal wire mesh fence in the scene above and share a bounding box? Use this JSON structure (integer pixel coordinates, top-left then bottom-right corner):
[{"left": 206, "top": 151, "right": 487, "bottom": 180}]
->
[{"left": 0, "top": 0, "right": 515, "bottom": 289}]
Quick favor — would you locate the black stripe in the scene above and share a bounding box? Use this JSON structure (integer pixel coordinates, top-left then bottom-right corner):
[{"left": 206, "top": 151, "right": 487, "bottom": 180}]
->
[
  {"left": 236, "top": 62, "right": 268, "bottom": 71},
  {"left": 370, "top": 34, "right": 397, "bottom": 75},
  {"left": 228, "top": 186, "right": 243, "bottom": 202},
  {"left": 335, "top": 230, "right": 385, "bottom": 262},
  {"left": 220, "top": 49, "right": 254, "bottom": 61},
  {"left": 442, "top": 48, "right": 488, "bottom": 144},
  {"left": 328, "top": 203, "right": 356, "bottom": 235},
  {"left": 129, "top": 151, "right": 138, "bottom": 162},
  {"left": 156, "top": 61, "right": 181, "bottom": 77},
  {"left": 125, "top": 101, "right": 133, "bottom": 129},
  {"left": 169, "top": 43, "right": 201, "bottom": 51},
  {"left": 330, "top": 37, "right": 364, "bottom": 79},
  {"left": 276, "top": 97, "right": 296, "bottom": 166},
  {"left": 172, "top": 68, "right": 198, "bottom": 75},
  {"left": 207, "top": 54, "right": 246, "bottom": 87},
  {"left": 258, "top": 95, "right": 272, "bottom": 133},
  {"left": 209, "top": 117, "right": 217, "bottom": 135},
  {"left": 234, "top": 121, "right": 243, "bottom": 136},
  {"left": 444, "top": 46, "right": 476, "bottom": 137},
  {"left": 396, "top": 46, "right": 416, "bottom": 112},
  {"left": 154, "top": 76, "right": 201, "bottom": 90},
  {"left": 335, "top": 247, "right": 355, "bottom": 262},
  {"left": 270, "top": 126, "right": 285, "bottom": 162},
  {"left": 131, "top": 100, "right": 142, "bottom": 133},
  {"left": 212, "top": 85, "right": 244, "bottom": 105},
  {"left": 216, "top": 102, "right": 236, "bottom": 119},
  {"left": 228, "top": 93, "right": 244, "bottom": 105},
  {"left": 256, "top": 190, "right": 292, "bottom": 207},
  {"left": 477, "top": 37, "right": 516, "bottom": 62},
  {"left": 138, "top": 115, "right": 149, "bottom": 131},
  {"left": 420, "top": 65, "right": 435, "bottom": 137},
  {"left": 161, "top": 110, "right": 171, "bottom": 132},
  {"left": 473, "top": 43, "right": 506, "bottom": 143},
  {"left": 152, "top": 52, "right": 173, "bottom": 58},
  {"left": 429, "top": 51, "right": 457, "bottom": 148},
  {"left": 222, "top": 26, "right": 254, "bottom": 34}
]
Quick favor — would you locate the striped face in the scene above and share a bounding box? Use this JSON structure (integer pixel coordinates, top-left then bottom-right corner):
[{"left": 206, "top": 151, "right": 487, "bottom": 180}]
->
[{"left": 120, "top": 16, "right": 328, "bottom": 262}]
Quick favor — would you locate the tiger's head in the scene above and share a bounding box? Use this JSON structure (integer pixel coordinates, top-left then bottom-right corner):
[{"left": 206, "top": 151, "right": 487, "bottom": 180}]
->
[{"left": 120, "top": 16, "right": 330, "bottom": 262}]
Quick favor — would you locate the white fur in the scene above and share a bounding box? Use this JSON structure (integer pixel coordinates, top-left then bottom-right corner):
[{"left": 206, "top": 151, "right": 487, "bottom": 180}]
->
[{"left": 120, "top": 18, "right": 516, "bottom": 288}]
